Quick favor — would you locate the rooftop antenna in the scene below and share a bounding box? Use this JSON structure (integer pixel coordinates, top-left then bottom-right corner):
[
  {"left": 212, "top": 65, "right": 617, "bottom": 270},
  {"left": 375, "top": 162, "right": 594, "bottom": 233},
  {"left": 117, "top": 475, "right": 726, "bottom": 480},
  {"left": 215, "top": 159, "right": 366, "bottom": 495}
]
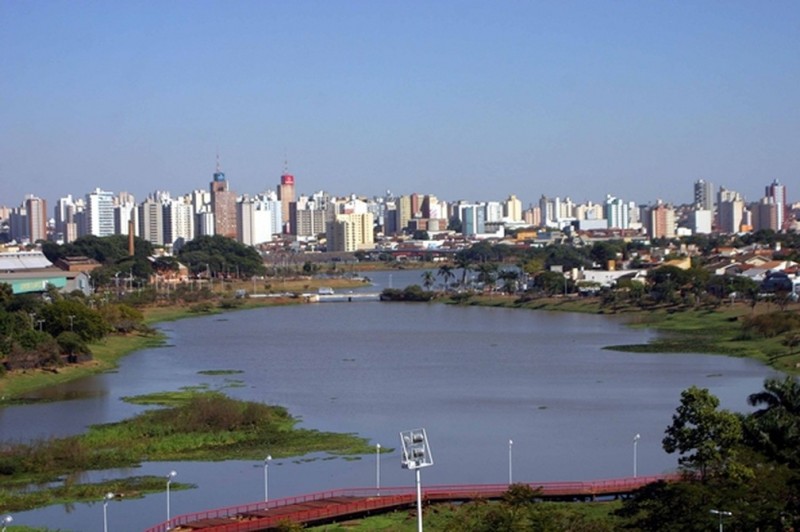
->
[{"left": 216, "top": 148, "right": 221, "bottom": 172}]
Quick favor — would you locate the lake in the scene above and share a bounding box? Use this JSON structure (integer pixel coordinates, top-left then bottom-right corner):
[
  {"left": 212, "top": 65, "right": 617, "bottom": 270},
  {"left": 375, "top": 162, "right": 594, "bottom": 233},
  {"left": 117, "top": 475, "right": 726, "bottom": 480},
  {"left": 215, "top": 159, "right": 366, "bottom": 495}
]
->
[{"left": 3, "top": 270, "right": 779, "bottom": 530}]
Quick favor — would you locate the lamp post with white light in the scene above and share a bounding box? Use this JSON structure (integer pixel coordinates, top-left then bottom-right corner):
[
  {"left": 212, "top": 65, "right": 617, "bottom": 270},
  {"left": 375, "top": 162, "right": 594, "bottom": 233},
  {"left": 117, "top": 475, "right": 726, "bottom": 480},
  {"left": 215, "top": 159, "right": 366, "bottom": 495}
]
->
[
  {"left": 400, "top": 428, "right": 433, "bottom": 532},
  {"left": 166, "top": 470, "right": 177, "bottom": 529},
  {"left": 264, "top": 455, "right": 272, "bottom": 504},
  {"left": 2, "top": 515, "right": 12, "bottom": 532},
  {"left": 103, "top": 492, "right": 114, "bottom": 532},
  {"left": 376, "top": 443, "right": 381, "bottom": 495},
  {"left": 710, "top": 509, "right": 732, "bottom": 532},
  {"left": 508, "top": 439, "right": 513, "bottom": 485},
  {"left": 633, "top": 433, "right": 641, "bottom": 478}
]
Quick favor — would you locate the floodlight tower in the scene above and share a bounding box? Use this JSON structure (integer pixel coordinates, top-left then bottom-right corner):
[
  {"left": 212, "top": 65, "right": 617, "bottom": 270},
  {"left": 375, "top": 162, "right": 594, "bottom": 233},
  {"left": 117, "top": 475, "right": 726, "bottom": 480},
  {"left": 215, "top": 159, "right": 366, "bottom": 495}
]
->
[{"left": 400, "top": 428, "right": 433, "bottom": 532}]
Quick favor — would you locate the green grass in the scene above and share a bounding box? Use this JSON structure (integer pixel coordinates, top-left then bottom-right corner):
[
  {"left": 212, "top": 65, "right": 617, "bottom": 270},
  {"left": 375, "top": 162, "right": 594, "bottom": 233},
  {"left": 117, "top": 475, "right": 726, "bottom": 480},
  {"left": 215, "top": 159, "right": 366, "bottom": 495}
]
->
[
  {"left": 0, "top": 475, "right": 193, "bottom": 513},
  {"left": 306, "top": 500, "right": 622, "bottom": 531},
  {"left": 0, "top": 390, "right": 374, "bottom": 512}
]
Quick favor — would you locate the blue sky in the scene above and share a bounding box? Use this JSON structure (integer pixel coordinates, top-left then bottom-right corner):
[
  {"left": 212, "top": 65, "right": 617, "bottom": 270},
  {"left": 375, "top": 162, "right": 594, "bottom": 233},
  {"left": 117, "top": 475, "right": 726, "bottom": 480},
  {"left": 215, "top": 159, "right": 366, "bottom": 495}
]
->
[{"left": 1, "top": 1, "right": 798, "bottom": 209}]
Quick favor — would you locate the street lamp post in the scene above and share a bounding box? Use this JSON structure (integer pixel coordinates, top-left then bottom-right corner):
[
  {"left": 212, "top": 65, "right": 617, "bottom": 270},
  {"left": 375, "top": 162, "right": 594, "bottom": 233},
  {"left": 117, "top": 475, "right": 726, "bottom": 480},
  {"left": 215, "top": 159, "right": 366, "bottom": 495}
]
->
[
  {"left": 68, "top": 314, "right": 75, "bottom": 332},
  {"left": 508, "top": 439, "right": 513, "bottom": 485},
  {"left": 264, "top": 455, "right": 272, "bottom": 504},
  {"left": 1, "top": 515, "right": 12, "bottom": 532},
  {"left": 166, "top": 470, "right": 177, "bottom": 529},
  {"left": 710, "top": 509, "right": 732, "bottom": 532},
  {"left": 401, "top": 428, "right": 433, "bottom": 532},
  {"left": 103, "top": 492, "right": 114, "bottom": 532},
  {"left": 633, "top": 433, "right": 641, "bottom": 478},
  {"left": 376, "top": 443, "right": 381, "bottom": 495}
]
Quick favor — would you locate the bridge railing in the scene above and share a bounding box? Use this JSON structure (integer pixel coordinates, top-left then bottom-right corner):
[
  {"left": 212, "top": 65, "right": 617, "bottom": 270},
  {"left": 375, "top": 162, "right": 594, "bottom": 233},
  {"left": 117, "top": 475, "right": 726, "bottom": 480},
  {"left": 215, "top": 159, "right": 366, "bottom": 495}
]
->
[{"left": 144, "top": 474, "right": 680, "bottom": 532}]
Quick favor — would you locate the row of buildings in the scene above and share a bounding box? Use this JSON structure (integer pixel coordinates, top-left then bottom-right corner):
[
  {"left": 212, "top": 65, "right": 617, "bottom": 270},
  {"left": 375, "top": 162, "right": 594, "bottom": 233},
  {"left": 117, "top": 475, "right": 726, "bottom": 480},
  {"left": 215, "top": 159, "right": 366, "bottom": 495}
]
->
[{"left": 0, "top": 170, "right": 795, "bottom": 253}]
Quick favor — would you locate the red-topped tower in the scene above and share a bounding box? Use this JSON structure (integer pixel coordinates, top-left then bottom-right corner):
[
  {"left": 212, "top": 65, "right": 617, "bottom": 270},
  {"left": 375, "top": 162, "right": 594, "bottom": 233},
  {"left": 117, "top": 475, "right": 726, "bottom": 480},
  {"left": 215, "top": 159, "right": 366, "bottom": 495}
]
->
[{"left": 277, "top": 162, "right": 296, "bottom": 234}]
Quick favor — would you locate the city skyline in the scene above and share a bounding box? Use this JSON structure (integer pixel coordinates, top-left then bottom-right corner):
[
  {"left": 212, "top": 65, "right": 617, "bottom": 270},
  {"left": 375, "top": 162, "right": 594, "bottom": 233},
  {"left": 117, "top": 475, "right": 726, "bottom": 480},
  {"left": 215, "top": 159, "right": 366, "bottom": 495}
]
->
[{"left": 2, "top": 2, "right": 799, "bottom": 206}]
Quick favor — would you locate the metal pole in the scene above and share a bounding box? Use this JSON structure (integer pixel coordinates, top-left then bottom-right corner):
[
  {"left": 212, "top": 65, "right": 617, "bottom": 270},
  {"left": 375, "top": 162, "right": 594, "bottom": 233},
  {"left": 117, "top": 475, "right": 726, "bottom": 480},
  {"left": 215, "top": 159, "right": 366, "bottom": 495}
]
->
[
  {"left": 416, "top": 468, "right": 423, "bottom": 532},
  {"left": 633, "top": 433, "right": 640, "bottom": 478},
  {"left": 376, "top": 444, "right": 381, "bottom": 495},
  {"left": 264, "top": 455, "right": 271, "bottom": 503},
  {"left": 166, "top": 470, "right": 176, "bottom": 530},
  {"left": 508, "top": 439, "right": 513, "bottom": 485}
]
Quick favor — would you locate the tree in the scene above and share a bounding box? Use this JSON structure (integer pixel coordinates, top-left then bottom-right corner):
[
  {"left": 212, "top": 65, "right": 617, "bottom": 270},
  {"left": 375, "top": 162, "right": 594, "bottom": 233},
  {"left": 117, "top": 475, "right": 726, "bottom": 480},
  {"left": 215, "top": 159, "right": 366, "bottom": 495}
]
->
[
  {"left": 532, "top": 271, "right": 567, "bottom": 296},
  {"left": 662, "top": 386, "right": 743, "bottom": 480},
  {"left": 475, "top": 262, "right": 497, "bottom": 288},
  {"left": 437, "top": 264, "right": 455, "bottom": 291},
  {"left": 746, "top": 376, "right": 800, "bottom": 467},
  {"left": 454, "top": 251, "right": 473, "bottom": 288},
  {"left": 421, "top": 270, "right": 435, "bottom": 290},
  {"left": 39, "top": 299, "right": 108, "bottom": 342}
]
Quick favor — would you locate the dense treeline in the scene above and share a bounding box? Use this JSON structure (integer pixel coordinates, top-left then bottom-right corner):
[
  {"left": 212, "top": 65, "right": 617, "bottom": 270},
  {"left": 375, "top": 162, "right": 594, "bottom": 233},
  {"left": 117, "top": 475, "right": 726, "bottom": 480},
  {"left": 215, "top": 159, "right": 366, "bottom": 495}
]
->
[
  {"left": 177, "top": 235, "right": 266, "bottom": 278},
  {"left": 0, "top": 283, "right": 145, "bottom": 372},
  {"left": 614, "top": 378, "right": 800, "bottom": 531}
]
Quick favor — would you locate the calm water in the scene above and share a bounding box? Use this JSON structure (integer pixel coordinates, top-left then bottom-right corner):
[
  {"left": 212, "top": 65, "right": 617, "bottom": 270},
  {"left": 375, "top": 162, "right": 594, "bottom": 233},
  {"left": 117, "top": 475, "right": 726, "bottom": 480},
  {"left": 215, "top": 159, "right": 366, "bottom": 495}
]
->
[{"left": 2, "top": 270, "right": 779, "bottom": 531}]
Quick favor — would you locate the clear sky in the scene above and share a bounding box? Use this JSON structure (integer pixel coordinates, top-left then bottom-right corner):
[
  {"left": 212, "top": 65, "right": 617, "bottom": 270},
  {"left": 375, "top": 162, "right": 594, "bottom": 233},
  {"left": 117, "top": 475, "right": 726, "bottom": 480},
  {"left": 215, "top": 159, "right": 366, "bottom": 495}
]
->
[{"left": 1, "top": 1, "right": 798, "bottom": 209}]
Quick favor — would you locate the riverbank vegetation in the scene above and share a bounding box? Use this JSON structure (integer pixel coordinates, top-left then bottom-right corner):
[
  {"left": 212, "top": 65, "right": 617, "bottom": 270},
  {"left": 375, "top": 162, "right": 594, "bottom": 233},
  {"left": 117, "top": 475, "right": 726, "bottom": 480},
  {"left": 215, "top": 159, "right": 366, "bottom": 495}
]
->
[
  {"left": 309, "top": 486, "right": 620, "bottom": 531},
  {"left": 0, "top": 390, "right": 373, "bottom": 512}
]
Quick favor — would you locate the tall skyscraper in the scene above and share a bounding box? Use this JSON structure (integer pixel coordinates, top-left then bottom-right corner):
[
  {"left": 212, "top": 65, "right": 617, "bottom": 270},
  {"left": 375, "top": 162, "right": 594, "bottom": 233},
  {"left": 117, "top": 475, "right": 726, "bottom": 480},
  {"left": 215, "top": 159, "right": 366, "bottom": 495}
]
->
[
  {"left": 646, "top": 201, "right": 675, "bottom": 239},
  {"left": 277, "top": 166, "right": 296, "bottom": 234},
  {"left": 85, "top": 188, "right": 115, "bottom": 237},
  {"left": 210, "top": 160, "right": 237, "bottom": 239},
  {"left": 138, "top": 196, "right": 164, "bottom": 245},
  {"left": 694, "top": 179, "right": 715, "bottom": 211},
  {"left": 604, "top": 195, "right": 629, "bottom": 229},
  {"left": 765, "top": 179, "right": 787, "bottom": 230},
  {"left": 504, "top": 194, "right": 522, "bottom": 222},
  {"left": 717, "top": 187, "right": 745, "bottom": 234},
  {"left": 24, "top": 195, "right": 47, "bottom": 242}
]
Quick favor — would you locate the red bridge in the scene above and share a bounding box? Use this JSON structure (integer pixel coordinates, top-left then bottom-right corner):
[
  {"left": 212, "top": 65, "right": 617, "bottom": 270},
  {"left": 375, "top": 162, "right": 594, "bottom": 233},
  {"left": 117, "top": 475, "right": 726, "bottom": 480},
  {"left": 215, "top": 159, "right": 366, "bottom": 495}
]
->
[{"left": 144, "top": 474, "right": 678, "bottom": 532}]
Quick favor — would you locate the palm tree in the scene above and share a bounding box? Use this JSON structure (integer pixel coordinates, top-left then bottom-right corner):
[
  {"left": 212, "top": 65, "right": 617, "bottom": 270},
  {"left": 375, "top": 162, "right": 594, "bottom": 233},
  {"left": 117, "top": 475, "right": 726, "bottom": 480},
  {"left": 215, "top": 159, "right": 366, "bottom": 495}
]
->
[
  {"left": 475, "top": 262, "right": 498, "bottom": 289},
  {"left": 437, "top": 264, "right": 455, "bottom": 291},
  {"left": 747, "top": 376, "right": 800, "bottom": 466},
  {"left": 421, "top": 270, "right": 435, "bottom": 291},
  {"left": 498, "top": 269, "right": 520, "bottom": 294},
  {"left": 454, "top": 252, "right": 472, "bottom": 288}
]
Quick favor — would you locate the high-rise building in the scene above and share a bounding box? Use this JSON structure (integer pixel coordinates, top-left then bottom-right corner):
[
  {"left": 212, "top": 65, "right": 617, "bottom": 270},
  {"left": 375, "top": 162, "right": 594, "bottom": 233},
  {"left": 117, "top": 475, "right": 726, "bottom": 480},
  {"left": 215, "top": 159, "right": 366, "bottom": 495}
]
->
[
  {"left": 237, "top": 194, "right": 281, "bottom": 246},
  {"left": 646, "top": 201, "right": 675, "bottom": 239},
  {"left": 54, "top": 195, "right": 75, "bottom": 242},
  {"left": 277, "top": 169, "right": 296, "bottom": 234},
  {"left": 114, "top": 193, "right": 138, "bottom": 237},
  {"left": 717, "top": 187, "right": 745, "bottom": 234},
  {"left": 753, "top": 197, "right": 779, "bottom": 232},
  {"left": 210, "top": 162, "right": 237, "bottom": 239},
  {"left": 692, "top": 210, "right": 713, "bottom": 234},
  {"left": 292, "top": 192, "right": 326, "bottom": 239},
  {"left": 765, "top": 179, "right": 787, "bottom": 230},
  {"left": 459, "top": 204, "right": 486, "bottom": 236},
  {"left": 138, "top": 197, "right": 164, "bottom": 245},
  {"left": 694, "top": 179, "right": 715, "bottom": 211},
  {"left": 327, "top": 213, "right": 374, "bottom": 252},
  {"left": 24, "top": 195, "right": 47, "bottom": 242},
  {"left": 395, "top": 195, "right": 412, "bottom": 235},
  {"left": 604, "top": 195, "right": 629, "bottom": 229},
  {"left": 503, "top": 194, "right": 522, "bottom": 222},
  {"left": 85, "top": 188, "right": 115, "bottom": 237},
  {"left": 163, "top": 196, "right": 195, "bottom": 245}
]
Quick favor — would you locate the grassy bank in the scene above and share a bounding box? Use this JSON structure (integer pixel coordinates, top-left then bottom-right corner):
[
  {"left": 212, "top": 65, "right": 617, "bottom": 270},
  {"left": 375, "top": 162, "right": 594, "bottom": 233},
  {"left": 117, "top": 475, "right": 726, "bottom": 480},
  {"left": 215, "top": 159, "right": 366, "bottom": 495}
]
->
[
  {"left": 445, "top": 293, "right": 800, "bottom": 375},
  {"left": 0, "top": 274, "right": 371, "bottom": 401},
  {"left": 0, "top": 390, "right": 374, "bottom": 512}
]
